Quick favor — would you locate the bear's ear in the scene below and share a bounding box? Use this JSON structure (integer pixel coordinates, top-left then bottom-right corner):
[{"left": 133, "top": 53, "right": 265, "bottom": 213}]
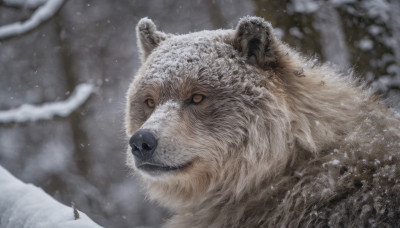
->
[
  {"left": 136, "top": 17, "right": 168, "bottom": 62},
  {"left": 233, "top": 16, "right": 280, "bottom": 69}
]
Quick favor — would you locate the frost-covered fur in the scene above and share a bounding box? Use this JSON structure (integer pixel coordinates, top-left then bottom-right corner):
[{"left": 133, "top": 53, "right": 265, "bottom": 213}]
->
[{"left": 125, "top": 16, "right": 400, "bottom": 227}]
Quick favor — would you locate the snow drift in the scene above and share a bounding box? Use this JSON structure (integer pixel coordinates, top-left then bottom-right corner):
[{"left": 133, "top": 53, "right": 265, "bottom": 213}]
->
[{"left": 0, "top": 165, "right": 102, "bottom": 228}]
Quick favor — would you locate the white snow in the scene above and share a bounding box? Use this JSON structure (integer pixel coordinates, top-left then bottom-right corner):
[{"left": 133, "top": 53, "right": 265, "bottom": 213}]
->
[
  {"left": 331, "top": 159, "right": 340, "bottom": 165},
  {"left": 0, "top": 165, "right": 102, "bottom": 228},
  {"left": 0, "top": 83, "right": 94, "bottom": 123},
  {"left": 289, "top": 27, "right": 303, "bottom": 39},
  {"left": 273, "top": 28, "right": 284, "bottom": 39},
  {"left": 323, "top": 159, "right": 340, "bottom": 168},
  {"left": 361, "top": 0, "right": 390, "bottom": 22},
  {"left": 0, "top": 0, "right": 65, "bottom": 39},
  {"left": 368, "top": 25, "right": 382, "bottom": 35},
  {"left": 294, "top": 171, "right": 303, "bottom": 177},
  {"left": 371, "top": 75, "right": 400, "bottom": 92},
  {"left": 358, "top": 38, "right": 374, "bottom": 51},
  {"left": 292, "top": 0, "right": 319, "bottom": 13},
  {"left": 330, "top": 0, "right": 356, "bottom": 6}
]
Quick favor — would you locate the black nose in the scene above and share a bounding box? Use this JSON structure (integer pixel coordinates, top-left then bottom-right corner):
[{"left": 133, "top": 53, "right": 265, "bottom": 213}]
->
[{"left": 129, "top": 131, "right": 158, "bottom": 161}]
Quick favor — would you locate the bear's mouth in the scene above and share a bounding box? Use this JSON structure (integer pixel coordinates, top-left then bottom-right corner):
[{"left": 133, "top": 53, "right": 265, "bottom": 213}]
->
[{"left": 136, "top": 161, "right": 191, "bottom": 175}]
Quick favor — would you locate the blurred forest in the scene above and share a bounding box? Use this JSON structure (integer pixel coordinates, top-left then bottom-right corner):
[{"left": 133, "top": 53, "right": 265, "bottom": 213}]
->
[{"left": 0, "top": 0, "right": 399, "bottom": 227}]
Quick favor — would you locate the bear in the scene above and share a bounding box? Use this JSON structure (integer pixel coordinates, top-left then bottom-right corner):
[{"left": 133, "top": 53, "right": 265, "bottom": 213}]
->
[{"left": 125, "top": 16, "right": 400, "bottom": 227}]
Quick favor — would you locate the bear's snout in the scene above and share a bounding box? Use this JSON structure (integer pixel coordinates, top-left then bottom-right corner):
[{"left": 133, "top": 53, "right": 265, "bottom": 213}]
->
[{"left": 129, "top": 131, "right": 158, "bottom": 161}]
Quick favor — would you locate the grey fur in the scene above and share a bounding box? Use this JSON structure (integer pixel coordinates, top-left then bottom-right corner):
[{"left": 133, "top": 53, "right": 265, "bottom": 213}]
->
[
  {"left": 234, "top": 16, "right": 280, "bottom": 69},
  {"left": 125, "top": 16, "right": 400, "bottom": 228}
]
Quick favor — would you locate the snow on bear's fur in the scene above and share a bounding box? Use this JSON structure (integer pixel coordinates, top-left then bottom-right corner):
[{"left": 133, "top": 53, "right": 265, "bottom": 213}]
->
[{"left": 125, "top": 16, "right": 400, "bottom": 227}]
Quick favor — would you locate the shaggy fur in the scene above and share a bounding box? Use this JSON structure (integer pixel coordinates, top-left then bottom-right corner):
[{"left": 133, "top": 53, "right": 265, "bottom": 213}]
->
[{"left": 125, "top": 16, "right": 400, "bottom": 227}]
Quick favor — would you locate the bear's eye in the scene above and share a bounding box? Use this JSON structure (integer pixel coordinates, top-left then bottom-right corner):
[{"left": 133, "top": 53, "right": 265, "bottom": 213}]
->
[
  {"left": 145, "top": 99, "right": 155, "bottom": 108},
  {"left": 191, "top": 94, "right": 205, "bottom": 104}
]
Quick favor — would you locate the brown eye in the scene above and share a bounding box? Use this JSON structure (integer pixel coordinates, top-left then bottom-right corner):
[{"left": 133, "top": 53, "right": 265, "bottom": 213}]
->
[
  {"left": 191, "top": 94, "right": 205, "bottom": 104},
  {"left": 145, "top": 99, "right": 155, "bottom": 108}
]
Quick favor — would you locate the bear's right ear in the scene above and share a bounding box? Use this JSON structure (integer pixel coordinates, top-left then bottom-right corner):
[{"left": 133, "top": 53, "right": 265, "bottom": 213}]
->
[
  {"left": 136, "top": 18, "right": 168, "bottom": 62},
  {"left": 233, "top": 16, "right": 280, "bottom": 69}
]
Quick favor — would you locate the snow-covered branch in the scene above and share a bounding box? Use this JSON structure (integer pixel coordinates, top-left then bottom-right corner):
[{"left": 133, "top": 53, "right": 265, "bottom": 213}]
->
[
  {"left": 0, "top": 0, "right": 65, "bottom": 40},
  {"left": 0, "top": 83, "right": 94, "bottom": 123},
  {"left": 1, "top": 0, "right": 47, "bottom": 9},
  {"left": 0, "top": 165, "right": 103, "bottom": 228}
]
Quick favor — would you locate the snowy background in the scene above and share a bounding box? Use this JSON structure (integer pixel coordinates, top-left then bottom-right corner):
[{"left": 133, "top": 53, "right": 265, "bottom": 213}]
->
[{"left": 0, "top": 0, "right": 399, "bottom": 227}]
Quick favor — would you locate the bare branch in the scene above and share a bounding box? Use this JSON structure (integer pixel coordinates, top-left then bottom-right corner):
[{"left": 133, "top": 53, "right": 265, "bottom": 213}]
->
[
  {"left": 71, "top": 202, "right": 80, "bottom": 220},
  {"left": 0, "top": 0, "right": 65, "bottom": 40}
]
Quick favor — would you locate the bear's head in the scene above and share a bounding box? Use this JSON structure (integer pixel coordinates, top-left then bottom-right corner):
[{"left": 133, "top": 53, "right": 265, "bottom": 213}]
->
[{"left": 125, "top": 16, "right": 333, "bottom": 209}]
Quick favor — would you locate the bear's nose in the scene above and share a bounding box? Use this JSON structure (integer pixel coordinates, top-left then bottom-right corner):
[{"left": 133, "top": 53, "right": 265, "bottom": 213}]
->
[{"left": 129, "top": 131, "right": 158, "bottom": 161}]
